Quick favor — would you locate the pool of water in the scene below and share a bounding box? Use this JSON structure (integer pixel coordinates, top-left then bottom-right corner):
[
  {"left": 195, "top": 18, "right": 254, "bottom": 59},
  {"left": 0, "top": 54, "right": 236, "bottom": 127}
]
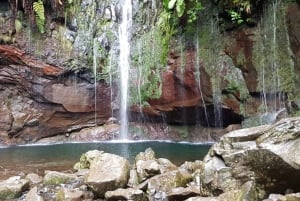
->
[{"left": 0, "top": 140, "right": 211, "bottom": 179}]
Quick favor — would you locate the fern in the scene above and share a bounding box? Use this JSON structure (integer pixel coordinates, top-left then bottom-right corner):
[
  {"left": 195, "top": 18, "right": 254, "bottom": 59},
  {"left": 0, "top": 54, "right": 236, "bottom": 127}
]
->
[{"left": 33, "top": 0, "right": 45, "bottom": 33}]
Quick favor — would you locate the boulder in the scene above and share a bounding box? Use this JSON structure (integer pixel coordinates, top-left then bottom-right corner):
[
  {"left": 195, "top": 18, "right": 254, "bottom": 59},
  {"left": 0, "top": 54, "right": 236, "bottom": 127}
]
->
[
  {"left": 85, "top": 152, "right": 130, "bottom": 197},
  {"left": 147, "top": 169, "right": 193, "bottom": 194},
  {"left": 200, "top": 117, "right": 300, "bottom": 200},
  {"left": 167, "top": 186, "right": 200, "bottom": 201},
  {"left": 26, "top": 186, "right": 44, "bottom": 201},
  {"left": 43, "top": 171, "right": 78, "bottom": 185},
  {"left": 136, "top": 159, "right": 160, "bottom": 182},
  {"left": 63, "top": 189, "right": 85, "bottom": 201},
  {"left": 105, "top": 188, "right": 148, "bottom": 201},
  {"left": 74, "top": 150, "right": 104, "bottom": 170},
  {"left": 26, "top": 173, "right": 43, "bottom": 184},
  {"left": 135, "top": 148, "right": 156, "bottom": 161},
  {"left": 0, "top": 176, "right": 29, "bottom": 199},
  {"left": 263, "top": 193, "right": 300, "bottom": 201}
]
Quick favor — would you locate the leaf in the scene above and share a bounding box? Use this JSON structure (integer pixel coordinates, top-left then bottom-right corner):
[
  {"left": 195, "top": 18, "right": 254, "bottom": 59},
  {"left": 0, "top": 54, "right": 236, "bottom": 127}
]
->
[
  {"left": 176, "top": 0, "right": 185, "bottom": 17},
  {"left": 163, "top": 0, "right": 169, "bottom": 9},
  {"left": 33, "top": 0, "right": 45, "bottom": 33},
  {"left": 168, "top": 0, "right": 177, "bottom": 9}
]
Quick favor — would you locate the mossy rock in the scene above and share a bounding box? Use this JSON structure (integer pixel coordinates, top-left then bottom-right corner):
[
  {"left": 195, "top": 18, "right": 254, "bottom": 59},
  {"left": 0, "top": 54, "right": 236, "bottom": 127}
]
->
[
  {"left": 0, "top": 176, "right": 29, "bottom": 199},
  {"left": 43, "top": 171, "right": 78, "bottom": 185}
]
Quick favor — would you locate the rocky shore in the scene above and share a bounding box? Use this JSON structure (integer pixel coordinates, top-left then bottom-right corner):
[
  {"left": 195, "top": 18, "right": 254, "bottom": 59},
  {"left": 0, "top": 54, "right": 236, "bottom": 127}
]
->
[{"left": 0, "top": 117, "right": 300, "bottom": 201}]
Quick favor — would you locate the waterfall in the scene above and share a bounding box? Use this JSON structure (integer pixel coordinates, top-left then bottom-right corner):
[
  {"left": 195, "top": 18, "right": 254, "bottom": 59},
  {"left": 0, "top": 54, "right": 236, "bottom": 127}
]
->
[
  {"left": 195, "top": 31, "right": 209, "bottom": 126},
  {"left": 118, "top": 0, "right": 132, "bottom": 139},
  {"left": 93, "top": 38, "right": 98, "bottom": 125}
]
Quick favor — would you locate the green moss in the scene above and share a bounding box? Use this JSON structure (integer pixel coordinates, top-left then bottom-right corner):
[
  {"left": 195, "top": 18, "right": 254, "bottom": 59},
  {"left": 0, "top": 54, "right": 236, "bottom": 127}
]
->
[
  {"left": 0, "top": 188, "right": 21, "bottom": 199},
  {"left": 130, "top": 27, "right": 165, "bottom": 105}
]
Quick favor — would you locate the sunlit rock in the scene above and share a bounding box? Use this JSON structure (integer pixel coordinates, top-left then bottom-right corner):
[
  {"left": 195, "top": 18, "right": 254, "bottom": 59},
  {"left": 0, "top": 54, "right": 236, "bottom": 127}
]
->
[
  {"left": 147, "top": 169, "right": 193, "bottom": 194},
  {"left": 74, "top": 150, "right": 104, "bottom": 170},
  {"left": 26, "top": 186, "right": 44, "bottom": 201},
  {"left": 26, "top": 173, "right": 43, "bottom": 184},
  {"left": 200, "top": 117, "right": 300, "bottom": 200},
  {"left": 105, "top": 188, "right": 147, "bottom": 201},
  {"left": 0, "top": 176, "right": 29, "bottom": 199},
  {"left": 85, "top": 152, "right": 130, "bottom": 197},
  {"left": 136, "top": 159, "right": 160, "bottom": 182},
  {"left": 167, "top": 186, "right": 200, "bottom": 201},
  {"left": 43, "top": 171, "right": 78, "bottom": 185}
]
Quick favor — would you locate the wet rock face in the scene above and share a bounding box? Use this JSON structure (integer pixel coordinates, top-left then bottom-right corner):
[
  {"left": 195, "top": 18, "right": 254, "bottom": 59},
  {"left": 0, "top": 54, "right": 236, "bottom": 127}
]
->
[
  {"left": 224, "top": 29, "right": 258, "bottom": 93},
  {"left": 0, "top": 46, "right": 114, "bottom": 144}
]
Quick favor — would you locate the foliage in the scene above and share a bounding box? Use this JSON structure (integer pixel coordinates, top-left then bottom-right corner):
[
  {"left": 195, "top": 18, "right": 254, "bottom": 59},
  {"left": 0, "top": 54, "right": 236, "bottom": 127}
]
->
[
  {"left": 130, "top": 28, "right": 164, "bottom": 105},
  {"left": 33, "top": 0, "right": 45, "bottom": 33},
  {"left": 157, "top": 0, "right": 204, "bottom": 63},
  {"left": 219, "top": 0, "right": 264, "bottom": 25},
  {"left": 227, "top": 9, "right": 243, "bottom": 24}
]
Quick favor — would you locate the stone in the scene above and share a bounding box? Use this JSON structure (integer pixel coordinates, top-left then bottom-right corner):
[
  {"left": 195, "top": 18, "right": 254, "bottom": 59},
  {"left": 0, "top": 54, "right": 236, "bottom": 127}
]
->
[
  {"left": 0, "top": 176, "right": 29, "bottom": 199},
  {"left": 85, "top": 152, "right": 130, "bottom": 197},
  {"left": 157, "top": 158, "right": 178, "bottom": 173},
  {"left": 43, "top": 171, "right": 78, "bottom": 185},
  {"left": 200, "top": 117, "right": 300, "bottom": 199},
  {"left": 105, "top": 188, "right": 148, "bottom": 201},
  {"left": 26, "top": 186, "right": 44, "bottom": 201},
  {"left": 74, "top": 150, "right": 104, "bottom": 170},
  {"left": 147, "top": 169, "right": 193, "bottom": 193},
  {"left": 135, "top": 148, "right": 156, "bottom": 161},
  {"left": 128, "top": 169, "right": 139, "bottom": 187},
  {"left": 184, "top": 197, "right": 219, "bottom": 201},
  {"left": 167, "top": 186, "right": 200, "bottom": 201},
  {"left": 64, "top": 189, "right": 84, "bottom": 201},
  {"left": 26, "top": 173, "right": 43, "bottom": 184},
  {"left": 136, "top": 159, "right": 160, "bottom": 181}
]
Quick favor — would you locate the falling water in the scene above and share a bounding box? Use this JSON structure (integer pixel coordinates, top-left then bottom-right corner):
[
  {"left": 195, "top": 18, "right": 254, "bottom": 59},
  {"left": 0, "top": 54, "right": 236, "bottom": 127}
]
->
[
  {"left": 271, "top": 0, "right": 279, "bottom": 111},
  {"left": 118, "top": 0, "right": 132, "bottom": 139},
  {"left": 93, "top": 38, "right": 98, "bottom": 125},
  {"left": 108, "top": 50, "right": 115, "bottom": 117},
  {"left": 195, "top": 32, "right": 210, "bottom": 126}
]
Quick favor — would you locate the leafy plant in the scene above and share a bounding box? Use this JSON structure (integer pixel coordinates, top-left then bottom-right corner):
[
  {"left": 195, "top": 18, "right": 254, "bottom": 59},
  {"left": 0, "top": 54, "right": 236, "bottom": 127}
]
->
[
  {"left": 33, "top": 0, "right": 45, "bottom": 33},
  {"left": 227, "top": 9, "right": 243, "bottom": 24}
]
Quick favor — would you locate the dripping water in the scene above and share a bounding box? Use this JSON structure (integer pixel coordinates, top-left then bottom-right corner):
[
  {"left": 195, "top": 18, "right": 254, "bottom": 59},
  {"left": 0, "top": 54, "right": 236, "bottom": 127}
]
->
[
  {"left": 93, "top": 38, "right": 98, "bottom": 125},
  {"left": 195, "top": 27, "right": 210, "bottom": 127}
]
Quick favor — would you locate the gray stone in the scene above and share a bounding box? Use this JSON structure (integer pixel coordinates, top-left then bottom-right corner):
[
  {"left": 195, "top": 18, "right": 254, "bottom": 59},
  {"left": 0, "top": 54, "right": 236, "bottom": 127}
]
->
[
  {"left": 157, "top": 158, "right": 178, "bottom": 173},
  {"left": 135, "top": 148, "right": 156, "bottom": 161},
  {"left": 0, "top": 176, "right": 29, "bottom": 199},
  {"left": 147, "top": 169, "right": 193, "bottom": 193},
  {"left": 136, "top": 159, "right": 160, "bottom": 181},
  {"left": 200, "top": 117, "right": 300, "bottom": 199},
  {"left": 43, "top": 171, "right": 78, "bottom": 185},
  {"left": 167, "top": 186, "right": 200, "bottom": 201},
  {"left": 26, "top": 186, "right": 44, "bottom": 201},
  {"left": 26, "top": 173, "right": 43, "bottom": 184},
  {"left": 64, "top": 189, "right": 84, "bottom": 201},
  {"left": 105, "top": 188, "right": 148, "bottom": 201},
  {"left": 85, "top": 152, "right": 130, "bottom": 197},
  {"left": 184, "top": 197, "right": 219, "bottom": 201}
]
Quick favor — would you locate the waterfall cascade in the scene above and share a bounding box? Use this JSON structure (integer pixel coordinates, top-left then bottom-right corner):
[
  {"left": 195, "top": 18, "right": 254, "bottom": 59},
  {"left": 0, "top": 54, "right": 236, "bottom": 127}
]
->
[{"left": 118, "top": 0, "right": 132, "bottom": 139}]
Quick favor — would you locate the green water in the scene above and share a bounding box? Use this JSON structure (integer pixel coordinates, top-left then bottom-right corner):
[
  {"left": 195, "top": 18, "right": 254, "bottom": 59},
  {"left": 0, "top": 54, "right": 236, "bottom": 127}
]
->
[{"left": 0, "top": 141, "right": 211, "bottom": 179}]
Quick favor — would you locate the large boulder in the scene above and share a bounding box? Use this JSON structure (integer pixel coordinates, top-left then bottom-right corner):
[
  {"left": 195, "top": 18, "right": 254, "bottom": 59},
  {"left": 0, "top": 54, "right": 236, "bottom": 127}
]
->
[
  {"left": 200, "top": 117, "right": 300, "bottom": 200},
  {"left": 147, "top": 169, "right": 193, "bottom": 194},
  {"left": 43, "top": 171, "right": 78, "bottom": 185},
  {"left": 0, "top": 176, "right": 29, "bottom": 199},
  {"left": 84, "top": 152, "right": 130, "bottom": 197}
]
